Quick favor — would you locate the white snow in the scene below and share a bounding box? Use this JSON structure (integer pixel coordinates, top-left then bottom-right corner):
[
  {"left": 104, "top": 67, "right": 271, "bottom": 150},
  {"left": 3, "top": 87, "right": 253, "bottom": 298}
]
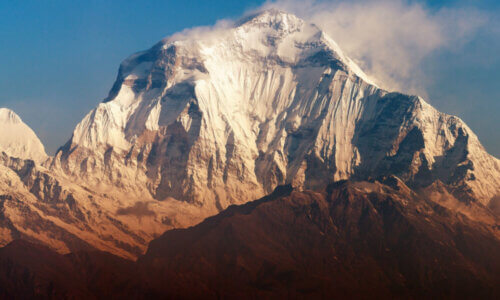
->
[
  {"left": 0, "top": 108, "right": 47, "bottom": 163},
  {"left": 57, "top": 9, "right": 499, "bottom": 207}
]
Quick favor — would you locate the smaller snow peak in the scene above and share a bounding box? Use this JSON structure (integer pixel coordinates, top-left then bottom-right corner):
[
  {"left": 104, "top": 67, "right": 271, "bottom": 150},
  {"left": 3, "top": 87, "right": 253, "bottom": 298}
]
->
[
  {"left": 0, "top": 108, "right": 47, "bottom": 162},
  {"left": 0, "top": 108, "right": 22, "bottom": 124}
]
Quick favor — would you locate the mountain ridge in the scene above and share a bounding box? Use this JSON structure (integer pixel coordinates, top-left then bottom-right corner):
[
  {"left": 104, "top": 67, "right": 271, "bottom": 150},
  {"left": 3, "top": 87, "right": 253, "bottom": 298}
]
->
[{"left": 0, "top": 179, "right": 498, "bottom": 299}]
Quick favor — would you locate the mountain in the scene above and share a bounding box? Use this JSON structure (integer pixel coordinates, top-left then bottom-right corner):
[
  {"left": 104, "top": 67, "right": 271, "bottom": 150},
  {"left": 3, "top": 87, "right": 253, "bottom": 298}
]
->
[
  {"left": 0, "top": 152, "right": 153, "bottom": 259},
  {"left": 52, "top": 9, "right": 499, "bottom": 214},
  {"left": 0, "top": 113, "right": 181, "bottom": 259},
  {"left": 1, "top": 180, "right": 499, "bottom": 298},
  {"left": 0, "top": 240, "right": 143, "bottom": 299},
  {"left": 0, "top": 108, "right": 47, "bottom": 163},
  {"left": 0, "top": 144, "right": 194, "bottom": 258},
  {"left": 139, "top": 180, "right": 500, "bottom": 298},
  {"left": 0, "top": 9, "right": 498, "bottom": 260}
]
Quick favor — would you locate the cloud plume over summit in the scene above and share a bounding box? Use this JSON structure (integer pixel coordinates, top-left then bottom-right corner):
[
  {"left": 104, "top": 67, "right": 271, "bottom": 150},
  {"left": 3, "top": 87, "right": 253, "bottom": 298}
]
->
[{"left": 262, "top": 0, "right": 487, "bottom": 96}]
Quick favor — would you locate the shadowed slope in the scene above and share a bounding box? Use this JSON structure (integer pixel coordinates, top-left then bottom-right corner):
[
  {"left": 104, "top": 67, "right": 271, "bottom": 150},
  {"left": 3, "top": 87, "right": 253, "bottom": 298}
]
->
[
  {"left": 140, "top": 180, "right": 500, "bottom": 298},
  {"left": 1, "top": 180, "right": 499, "bottom": 299},
  {"left": 0, "top": 240, "right": 149, "bottom": 299}
]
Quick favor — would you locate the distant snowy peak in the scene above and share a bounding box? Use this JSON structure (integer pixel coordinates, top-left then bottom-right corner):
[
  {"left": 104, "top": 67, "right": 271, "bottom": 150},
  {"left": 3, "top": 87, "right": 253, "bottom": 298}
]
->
[
  {"left": 0, "top": 108, "right": 47, "bottom": 163},
  {"left": 0, "top": 108, "right": 21, "bottom": 124}
]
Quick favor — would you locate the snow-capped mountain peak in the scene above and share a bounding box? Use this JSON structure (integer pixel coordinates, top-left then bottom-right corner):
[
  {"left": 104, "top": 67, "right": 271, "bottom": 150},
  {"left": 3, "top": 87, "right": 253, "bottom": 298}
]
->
[
  {"left": 0, "top": 9, "right": 498, "bottom": 261},
  {"left": 0, "top": 108, "right": 21, "bottom": 124},
  {"left": 233, "top": 9, "right": 374, "bottom": 84},
  {"left": 0, "top": 108, "right": 47, "bottom": 163},
  {"left": 54, "top": 10, "right": 499, "bottom": 212}
]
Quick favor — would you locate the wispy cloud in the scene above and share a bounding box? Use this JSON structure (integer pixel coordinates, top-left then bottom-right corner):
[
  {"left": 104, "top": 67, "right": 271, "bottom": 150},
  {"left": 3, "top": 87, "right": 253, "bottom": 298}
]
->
[
  {"left": 261, "top": 0, "right": 488, "bottom": 97},
  {"left": 165, "top": 19, "right": 234, "bottom": 44}
]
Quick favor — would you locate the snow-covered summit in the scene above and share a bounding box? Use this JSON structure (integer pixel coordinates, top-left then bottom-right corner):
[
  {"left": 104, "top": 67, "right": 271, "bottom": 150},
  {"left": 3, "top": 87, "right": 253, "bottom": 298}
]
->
[
  {"left": 54, "top": 9, "right": 499, "bottom": 209},
  {"left": 159, "top": 9, "right": 374, "bottom": 83},
  {"left": 236, "top": 8, "right": 304, "bottom": 28},
  {"left": 0, "top": 108, "right": 22, "bottom": 124},
  {"left": 233, "top": 9, "right": 374, "bottom": 84},
  {"left": 0, "top": 108, "right": 47, "bottom": 163}
]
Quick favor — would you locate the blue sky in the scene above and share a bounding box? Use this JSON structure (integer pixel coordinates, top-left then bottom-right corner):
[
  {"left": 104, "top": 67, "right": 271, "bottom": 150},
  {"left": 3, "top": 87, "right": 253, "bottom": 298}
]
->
[{"left": 0, "top": 0, "right": 499, "bottom": 156}]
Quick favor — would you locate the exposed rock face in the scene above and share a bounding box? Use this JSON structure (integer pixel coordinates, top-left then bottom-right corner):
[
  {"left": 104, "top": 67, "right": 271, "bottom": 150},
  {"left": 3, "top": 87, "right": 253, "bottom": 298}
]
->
[
  {"left": 139, "top": 180, "right": 500, "bottom": 298},
  {"left": 0, "top": 153, "right": 142, "bottom": 258},
  {"left": 0, "top": 108, "right": 47, "bottom": 163},
  {"left": 0, "top": 152, "right": 204, "bottom": 259},
  {"left": 52, "top": 9, "right": 499, "bottom": 212}
]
